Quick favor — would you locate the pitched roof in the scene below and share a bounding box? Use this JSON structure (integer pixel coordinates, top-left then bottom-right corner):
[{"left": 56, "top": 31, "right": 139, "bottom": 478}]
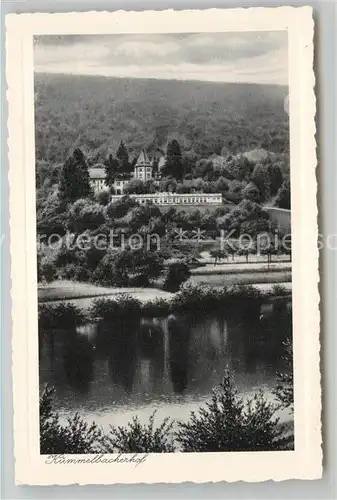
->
[
  {"left": 135, "top": 150, "right": 151, "bottom": 167},
  {"left": 89, "top": 167, "right": 106, "bottom": 179}
]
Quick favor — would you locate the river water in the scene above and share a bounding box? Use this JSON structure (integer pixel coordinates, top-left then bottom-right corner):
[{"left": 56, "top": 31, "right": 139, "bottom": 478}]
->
[{"left": 39, "top": 298, "right": 292, "bottom": 430}]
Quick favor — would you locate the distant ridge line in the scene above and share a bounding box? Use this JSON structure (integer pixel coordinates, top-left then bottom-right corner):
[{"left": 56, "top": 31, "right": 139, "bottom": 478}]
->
[{"left": 34, "top": 71, "right": 289, "bottom": 89}]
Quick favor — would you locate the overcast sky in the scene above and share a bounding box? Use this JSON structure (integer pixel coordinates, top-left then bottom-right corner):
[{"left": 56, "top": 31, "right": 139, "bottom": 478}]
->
[{"left": 34, "top": 32, "right": 288, "bottom": 85}]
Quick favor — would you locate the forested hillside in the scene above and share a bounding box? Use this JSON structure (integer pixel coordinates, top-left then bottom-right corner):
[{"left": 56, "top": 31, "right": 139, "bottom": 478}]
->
[
  {"left": 34, "top": 73, "right": 289, "bottom": 165},
  {"left": 36, "top": 74, "right": 291, "bottom": 287}
]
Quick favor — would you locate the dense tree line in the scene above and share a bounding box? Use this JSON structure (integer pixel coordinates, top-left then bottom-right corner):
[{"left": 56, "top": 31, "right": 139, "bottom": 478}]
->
[
  {"left": 35, "top": 73, "right": 289, "bottom": 165},
  {"left": 35, "top": 74, "right": 291, "bottom": 286},
  {"left": 35, "top": 72, "right": 291, "bottom": 210}
]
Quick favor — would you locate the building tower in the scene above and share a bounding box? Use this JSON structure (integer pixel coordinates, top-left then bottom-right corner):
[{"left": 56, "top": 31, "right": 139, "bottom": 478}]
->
[{"left": 133, "top": 150, "right": 153, "bottom": 182}]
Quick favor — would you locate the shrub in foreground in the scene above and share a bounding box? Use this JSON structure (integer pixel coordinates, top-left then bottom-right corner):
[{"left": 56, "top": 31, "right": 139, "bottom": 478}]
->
[
  {"left": 273, "top": 338, "right": 294, "bottom": 413},
  {"left": 40, "top": 386, "right": 102, "bottom": 454},
  {"left": 40, "top": 369, "right": 293, "bottom": 454},
  {"left": 176, "top": 370, "right": 283, "bottom": 452},
  {"left": 102, "top": 412, "right": 175, "bottom": 453}
]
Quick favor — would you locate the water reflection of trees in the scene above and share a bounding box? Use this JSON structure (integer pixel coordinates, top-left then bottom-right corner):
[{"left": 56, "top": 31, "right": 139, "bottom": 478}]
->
[
  {"left": 39, "top": 299, "right": 293, "bottom": 406},
  {"left": 226, "top": 298, "right": 293, "bottom": 374},
  {"left": 97, "top": 318, "right": 139, "bottom": 394},
  {"left": 95, "top": 316, "right": 167, "bottom": 395},
  {"left": 39, "top": 329, "right": 59, "bottom": 388},
  {"left": 168, "top": 314, "right": 190, "bottom": 394},
  {"left": 39, "top": 328, "right": 95, "bottom": 393},
  {"left": 63, "top": 330, "right": 94, "bottom": 393},
  {"left": 139, "top": 319, "right": 165, "bottom": 390}
]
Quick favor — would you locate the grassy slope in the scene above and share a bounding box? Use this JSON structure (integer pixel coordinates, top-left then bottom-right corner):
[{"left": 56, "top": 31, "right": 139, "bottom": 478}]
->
[
  {"left": 38, "top": 281, "right": 174, "bottom": 303},
  {"left": 189, "top": 272, "right": 291, "bottom": 288}
]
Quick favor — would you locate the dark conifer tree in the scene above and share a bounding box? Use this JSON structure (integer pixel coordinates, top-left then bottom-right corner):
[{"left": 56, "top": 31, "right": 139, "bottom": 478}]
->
[
  {"left": 104, "top": 154, "right": 120, "bottom": 187},
  {"left": 268, "top": 163, "right": 284, "bottom": 196},
  {"left": 59, "top": 148, "right": 92, "bottom": 202},
  {"left": 116, "top": 141, "right": 130, "bottom": 172},
  {"left": 163, "top": 139, "right": 183, "bottom": 180}
]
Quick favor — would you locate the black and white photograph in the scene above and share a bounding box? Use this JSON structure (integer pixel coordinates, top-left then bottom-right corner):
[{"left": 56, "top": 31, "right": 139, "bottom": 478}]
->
[
  {"left": 6, "top": 7, "right": 321, "bottom": 485},
  {"left": 35, "top": 30, "right": 294, "bottom": 455}
]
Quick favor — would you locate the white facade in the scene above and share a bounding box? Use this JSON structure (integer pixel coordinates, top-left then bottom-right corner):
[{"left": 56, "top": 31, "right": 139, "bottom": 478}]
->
[
  {"left": 110, "top": 192, "right": 223, "bottom": 205},
  {"left": 90, "top": 178, "right": 106, "bottom": 192},
  {"left": 89, "top": 151, "right": 155, "bottom": 194},
  {"left": 89, "top": 166, "right": 107, "bottom": 193},
  {"left": 113, "top": 178, "right": 131, "bottom": 194},
  {"left": 134, "top": 165, "right": 153, "bottom": 182}
]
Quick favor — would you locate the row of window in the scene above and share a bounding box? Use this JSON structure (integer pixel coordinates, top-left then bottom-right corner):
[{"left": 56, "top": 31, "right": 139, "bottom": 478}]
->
[
  {"left": 91, "top": 180, "right": 105, "bottom": 188},
  {"left": 135, "top": 167, "right": 152, "bottom": 172},
  {"left": 136, "top": 197, "right": 221, "bottom": 204},
  {"left": 114, "top": 180, "right": 129, "bottom": 187}
]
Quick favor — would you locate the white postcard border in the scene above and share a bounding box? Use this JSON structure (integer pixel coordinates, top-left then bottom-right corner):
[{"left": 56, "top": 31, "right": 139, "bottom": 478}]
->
[{"left": 6, "top": 7, "right": 321, "bottom": 485}]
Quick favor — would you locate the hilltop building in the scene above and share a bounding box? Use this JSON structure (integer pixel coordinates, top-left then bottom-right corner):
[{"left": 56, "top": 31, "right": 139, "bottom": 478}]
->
[
  {"left": 89, "top": 157, "right": 223, "bottom": 206},
  {"left": 133, "top": 150, "right": 153, "bottom": 182},
  {"left": 89, "top": 149, "right": 162, "bottom": 194},
  {"left": 113, "top": 174, "right": 133, "bottom": 195},
  {"left": 88, "top": 164, "right": 107, "bottom": 193},
  {"left": 88, "top": 149, "right": 222, "bottom": 207},
  {"left": 110, "top": 192, "right": 223, "bottom": 206}
]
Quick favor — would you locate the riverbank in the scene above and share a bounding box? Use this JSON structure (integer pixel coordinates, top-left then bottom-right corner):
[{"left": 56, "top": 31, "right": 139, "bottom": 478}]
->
[
  {"left": 39, "top": 279, "right": 292, "bottom": 314},
  {"left": 39, "top": 281, "right": 174, "bottom": 303},
  {"left": 39, "top": 258, "right": 292, "bottom": 306}
]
